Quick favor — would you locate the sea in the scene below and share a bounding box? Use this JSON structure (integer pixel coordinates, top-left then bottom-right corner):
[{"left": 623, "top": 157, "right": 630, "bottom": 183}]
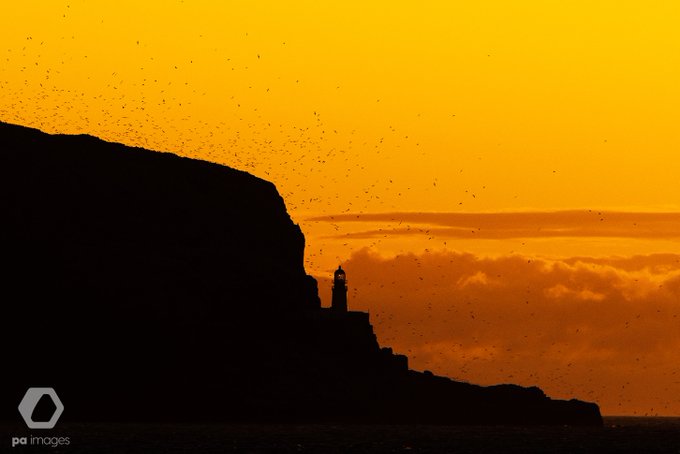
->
[{"left": 3, "top": 417, "right": 680, "bottom": 453}]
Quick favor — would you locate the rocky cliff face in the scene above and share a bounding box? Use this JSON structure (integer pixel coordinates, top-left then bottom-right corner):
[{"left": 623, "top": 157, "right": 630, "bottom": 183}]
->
[
  {"left": 2, "top": 122, "right": 318, "bottom": 323},
  {"left": 0, "top": 122, "right": 601, "bottom": 426}
]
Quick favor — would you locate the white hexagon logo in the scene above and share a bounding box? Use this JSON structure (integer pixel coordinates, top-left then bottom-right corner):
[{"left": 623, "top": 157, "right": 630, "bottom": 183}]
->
[{"left": 18, "top": 388, "right": 64, "bottom": 429}]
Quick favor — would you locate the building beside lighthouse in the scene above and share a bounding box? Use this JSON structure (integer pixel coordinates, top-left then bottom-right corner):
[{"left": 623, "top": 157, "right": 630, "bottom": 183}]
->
[{"left": 317, "top": 264, "right": 409, "bottom": 372}]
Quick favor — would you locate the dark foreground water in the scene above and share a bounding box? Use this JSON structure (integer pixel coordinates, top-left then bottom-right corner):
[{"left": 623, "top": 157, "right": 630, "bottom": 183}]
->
[{"left": 3, "top": 417, "right": 680, "bottom": 453}]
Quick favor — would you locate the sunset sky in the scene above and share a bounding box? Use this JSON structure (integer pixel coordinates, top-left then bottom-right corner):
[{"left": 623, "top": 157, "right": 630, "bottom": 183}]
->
[{"left": 2, "top": 1, "right": 680, "bottom": 416}]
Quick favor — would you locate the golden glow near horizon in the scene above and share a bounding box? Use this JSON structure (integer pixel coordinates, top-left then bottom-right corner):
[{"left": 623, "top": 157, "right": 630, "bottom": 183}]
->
[{"left": 3, "top": 1, "right": 680, "bottom": 415}]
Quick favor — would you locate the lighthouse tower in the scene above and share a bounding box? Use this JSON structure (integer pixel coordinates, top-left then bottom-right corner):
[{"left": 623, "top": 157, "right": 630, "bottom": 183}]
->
[{"left": 331, "top": 265, "right": 348, "bottom": 313}]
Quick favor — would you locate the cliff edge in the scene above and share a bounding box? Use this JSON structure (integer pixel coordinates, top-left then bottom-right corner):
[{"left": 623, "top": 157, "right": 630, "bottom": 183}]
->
[{"left": 0, "top": 122, "right": 602, "bottom": 426}]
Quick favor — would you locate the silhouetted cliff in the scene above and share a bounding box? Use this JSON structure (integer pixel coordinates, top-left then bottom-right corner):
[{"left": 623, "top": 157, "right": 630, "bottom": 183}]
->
[{"left": 0, "top": 121, "right": 601, "bottom": 426}]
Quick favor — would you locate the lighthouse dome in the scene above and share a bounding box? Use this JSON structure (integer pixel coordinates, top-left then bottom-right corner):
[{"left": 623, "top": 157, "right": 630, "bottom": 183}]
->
[{"left": 334, "top": 265, "right": 346, "bottom": 281}]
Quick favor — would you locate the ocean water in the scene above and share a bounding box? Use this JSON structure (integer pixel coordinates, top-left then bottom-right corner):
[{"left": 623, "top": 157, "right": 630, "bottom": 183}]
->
[{"left": 4, "top": 417, "right": 680, "bottom": 453}]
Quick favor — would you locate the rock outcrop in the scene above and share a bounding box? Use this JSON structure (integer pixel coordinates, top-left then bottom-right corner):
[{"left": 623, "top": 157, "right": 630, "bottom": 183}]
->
[{"left": 0, "top": 121, "right": 602, "bottom": 426}]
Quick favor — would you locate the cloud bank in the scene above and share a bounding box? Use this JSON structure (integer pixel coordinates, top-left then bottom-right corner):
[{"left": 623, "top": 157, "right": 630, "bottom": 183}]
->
[{"left": 317, "top": 248, "right": 680, "bottom": 416}]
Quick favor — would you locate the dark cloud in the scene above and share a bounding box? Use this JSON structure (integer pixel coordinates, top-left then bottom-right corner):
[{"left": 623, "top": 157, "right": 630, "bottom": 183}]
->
[{"left": 309, "top": 211, "right": 680, "bottom": 240}]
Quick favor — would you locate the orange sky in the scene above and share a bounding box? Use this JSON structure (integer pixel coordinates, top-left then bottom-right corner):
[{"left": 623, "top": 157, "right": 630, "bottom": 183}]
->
[{"left": 2, "top": 1, "right": 680, "bottom": 415}]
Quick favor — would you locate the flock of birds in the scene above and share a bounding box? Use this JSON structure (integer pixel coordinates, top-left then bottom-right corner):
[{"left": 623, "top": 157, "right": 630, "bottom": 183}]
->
[{"left": 0, "top": 28, "right": 488, "bottom": 276}]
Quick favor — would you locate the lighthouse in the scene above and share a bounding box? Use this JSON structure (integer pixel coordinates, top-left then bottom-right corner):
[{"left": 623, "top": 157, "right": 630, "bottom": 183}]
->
[{"left": 331, "top": 265, "right": 348, "bottom": 313}]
